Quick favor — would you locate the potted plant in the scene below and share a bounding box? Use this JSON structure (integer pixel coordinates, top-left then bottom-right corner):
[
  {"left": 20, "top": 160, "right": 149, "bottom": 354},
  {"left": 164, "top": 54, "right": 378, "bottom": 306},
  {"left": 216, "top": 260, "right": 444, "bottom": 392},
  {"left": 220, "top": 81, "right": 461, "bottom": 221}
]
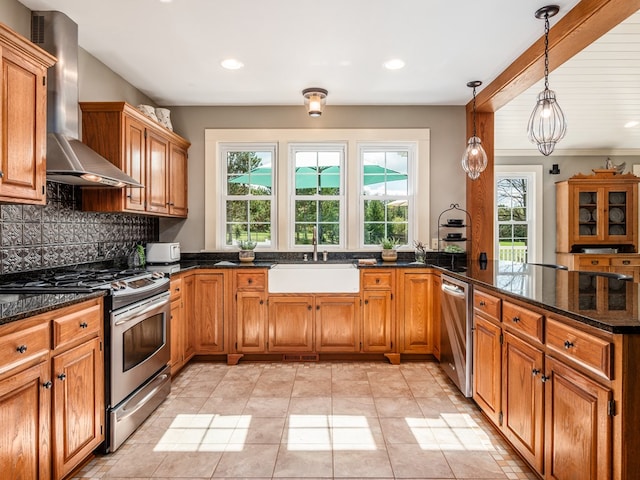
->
[
  {"left": 380, "top": 237, "right": 398, "bottom": 262},
  {"left": 238, "top": 239, "right": 257, "bottom": 263}
]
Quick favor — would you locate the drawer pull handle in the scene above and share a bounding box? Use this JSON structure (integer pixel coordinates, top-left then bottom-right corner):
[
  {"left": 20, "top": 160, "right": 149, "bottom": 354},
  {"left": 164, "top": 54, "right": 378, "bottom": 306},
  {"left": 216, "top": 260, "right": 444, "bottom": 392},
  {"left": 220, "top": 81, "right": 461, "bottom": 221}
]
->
[
  {"left": 564, "top": 340, "right": 575, "bottom": 349},
  {"left": 376, "top": 278, "right": 380, "bottom": 284},
  {"left": 57, "top": 373, "right": 67, "bottom": 381},
  {"left": 591, "top": 260, "right": 599, "bottom": 265},
  {"left": 307, "top": 305, "right": 312, "bottom": 311},
  {"left": 16, "top": 345, "right": 27, "bottom": 354},
  {"left": 259, "top": 300, "right": 264, "bottom": 305},
  {"left": 43, "top": 381, "right": 52, "bottom": 389},
  {"left": 623, "top": 260, "right": 631, "bottom": 265},
  {"left": 175, "top": 287, "right": 180, "bottom": 292},
  {"left": 512, "top": 316, "right": 520, "bottom": 323},
  {"left": 317, "top": 305, "right": 320, "bottom": 310},
  {"left": 365, "top": 300, "right": 369, "bottom": 305},
  {"left": 80, "top": 322, "right": 88, "bottom": 329},
  {"left": 479, "top": 301, "right": 486, "bottom": 307},
  {"left": 541, "top": 375, "right": 550, "bottom": 383},
  {"left": 248, "top": 279, "right": 253, "bottom": 284},
  {"left": 532, "top": 368, "right": 541, "bottom": 377}
]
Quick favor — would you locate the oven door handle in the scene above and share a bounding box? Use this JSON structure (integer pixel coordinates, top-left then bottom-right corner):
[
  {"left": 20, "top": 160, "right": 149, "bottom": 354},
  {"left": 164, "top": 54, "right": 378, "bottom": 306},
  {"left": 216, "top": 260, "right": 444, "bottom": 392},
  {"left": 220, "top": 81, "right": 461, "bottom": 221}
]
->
[
  {"left": 119, "top": 372, "right": 170, "bottom": 421},
  {"left": 114, "top": 295, "right": 169, "bottom": 326}
]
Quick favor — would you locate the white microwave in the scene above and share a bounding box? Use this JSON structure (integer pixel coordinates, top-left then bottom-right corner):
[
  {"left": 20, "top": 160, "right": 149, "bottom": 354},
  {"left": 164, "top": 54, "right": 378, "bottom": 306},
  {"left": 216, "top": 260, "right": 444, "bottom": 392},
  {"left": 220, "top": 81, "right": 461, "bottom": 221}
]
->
[{"left": 146, "top": 242, "right": 180, "bottom": 264}]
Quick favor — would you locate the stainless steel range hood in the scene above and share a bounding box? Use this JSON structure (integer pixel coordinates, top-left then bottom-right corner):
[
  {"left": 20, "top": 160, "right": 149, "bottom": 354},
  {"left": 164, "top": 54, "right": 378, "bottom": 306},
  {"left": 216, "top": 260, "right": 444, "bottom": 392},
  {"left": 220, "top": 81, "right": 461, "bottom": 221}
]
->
[{"left": 31, "top": 11, "right": 142, "bottom": 188}]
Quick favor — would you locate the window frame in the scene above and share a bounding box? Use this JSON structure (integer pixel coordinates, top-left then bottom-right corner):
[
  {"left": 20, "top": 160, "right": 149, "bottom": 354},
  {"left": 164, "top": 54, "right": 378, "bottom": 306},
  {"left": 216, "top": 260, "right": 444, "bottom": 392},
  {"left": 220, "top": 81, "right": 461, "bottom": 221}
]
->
[
  {"left": 288, "top": 142, "right": 347, "bottom": 250},
  {"left": 219, "top": 142, "right": 277, "bottom": 250},
  {"left": 358, "top": 142, "right": 416, "bottom": 249}
]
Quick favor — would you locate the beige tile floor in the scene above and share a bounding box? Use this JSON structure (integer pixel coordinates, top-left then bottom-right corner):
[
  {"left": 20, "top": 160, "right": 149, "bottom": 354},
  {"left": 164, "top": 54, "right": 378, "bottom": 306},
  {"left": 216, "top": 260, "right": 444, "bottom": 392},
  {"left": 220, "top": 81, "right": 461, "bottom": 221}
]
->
[{"left": 73, "top": 361, "right": 537, "bottom": 480}]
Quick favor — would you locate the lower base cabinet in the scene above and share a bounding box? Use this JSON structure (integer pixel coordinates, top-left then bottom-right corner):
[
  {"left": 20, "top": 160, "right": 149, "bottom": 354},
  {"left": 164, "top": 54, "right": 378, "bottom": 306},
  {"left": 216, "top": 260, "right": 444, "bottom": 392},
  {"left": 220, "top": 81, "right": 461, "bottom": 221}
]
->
[
  {"left": 194, "top": 273, "right": 226, "bottom": 354},
  {"left": 315, "top": 296, "right": 360, "bottom": 352},
  {"left": 0, "top": 361, "right": 51, "bottom": 479},
  {"left": 545, "top": 357, "right": 612, "bottom": 480},
  {"left": 267, "top": 296, "right": 314, "bottom": 352},
  {"left": 52, "top": 337, "right": 104, "bottom": 480},
  {"left": 473, "top": 315, "right": 502, "bottom": 426}
]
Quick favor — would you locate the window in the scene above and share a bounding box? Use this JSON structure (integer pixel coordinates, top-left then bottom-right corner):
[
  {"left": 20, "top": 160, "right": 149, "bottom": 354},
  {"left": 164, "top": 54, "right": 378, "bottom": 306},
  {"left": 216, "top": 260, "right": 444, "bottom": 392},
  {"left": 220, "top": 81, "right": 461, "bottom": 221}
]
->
[
  {"left": 222, "top": 144, "right": 275, "bottom": 247},
  {"left": 360, "top": 145, "right": 412, "bottom": 247},
  {"left": 290, "top": 144, "right": 345, "bottom": 248},
  {"left": 204, "top": 129, "right": 430, "bottom": 252},
  {"left": 495, "top": 166, "right": 542, "bottom": 263}
]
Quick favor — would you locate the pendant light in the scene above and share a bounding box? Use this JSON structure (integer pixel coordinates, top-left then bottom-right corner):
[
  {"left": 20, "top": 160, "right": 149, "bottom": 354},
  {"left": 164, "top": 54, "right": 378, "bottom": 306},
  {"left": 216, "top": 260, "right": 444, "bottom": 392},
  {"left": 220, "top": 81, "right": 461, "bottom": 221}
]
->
[
  {"left": 461, "top": 80, "right": 487, "bottom": 180},
  {"left": 527, "top": 5, "right": 567, "bottom": 156}
]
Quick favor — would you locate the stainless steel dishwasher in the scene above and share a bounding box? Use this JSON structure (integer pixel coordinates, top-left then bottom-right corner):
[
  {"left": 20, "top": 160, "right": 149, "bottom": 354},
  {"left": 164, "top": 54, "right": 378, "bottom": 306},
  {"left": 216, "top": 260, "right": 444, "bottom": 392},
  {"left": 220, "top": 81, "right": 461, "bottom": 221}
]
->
[{"left": 440, "top": 274, "right": 473, "bottom": 397}]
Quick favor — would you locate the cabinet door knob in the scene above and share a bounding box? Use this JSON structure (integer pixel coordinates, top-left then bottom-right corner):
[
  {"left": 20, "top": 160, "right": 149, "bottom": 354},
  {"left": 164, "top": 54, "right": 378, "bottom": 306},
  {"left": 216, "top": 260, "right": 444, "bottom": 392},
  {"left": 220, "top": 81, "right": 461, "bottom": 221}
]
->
[
  {"left": 479, "top": 301, "right": 486, "bottom": 307},
  {"left": 375, "top": 278, "right": 380, "bottom": 284},
  {"left": 259, "top": 300, "right": 264, "bottom": 305},
  {"left": 42, "top": 381, "right": 52, "bottom": 389},
  {"left": 57, "top": 373, "right": 67, "bottom": 381},
  {"left": 175, "top": 287, "right": 180, "bottom": 292},
  {"left": 512, "top": 316, "right": 520, "bottom": 323},
  {"left": 307, "top": 305, "right": 312, "bottom": 311},
  {"left": 532, "top": 368, "right": 541, "bottom": 376},
  {"left": 80, "top": 322, "right": 88, "bottom": 329},
  {"left": 0, "top": 171, "right": 4, "bottom": 178},
  {"left": 316, "top": 305, "right": 320, "bottom": 310},
  {"left": 541, "top": 374, "right": 550, "bottom": 383},
  {"left": 16, "top": 345, "right": 27, "bottom": 354},
  {"left": 364, "top": 300, "right": 369, "bottom": 305},
  {"left": 248, "top": 279, "right": 253, "bottom": 284},
  {"left": 564, "top": 340, "right": 575, "bottom": 349}
]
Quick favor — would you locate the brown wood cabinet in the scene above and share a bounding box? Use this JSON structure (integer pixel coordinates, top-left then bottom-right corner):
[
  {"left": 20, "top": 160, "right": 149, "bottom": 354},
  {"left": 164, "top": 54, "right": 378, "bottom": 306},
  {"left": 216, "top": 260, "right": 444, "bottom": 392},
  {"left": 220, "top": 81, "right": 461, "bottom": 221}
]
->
[
  {"left": 79, "top": 102, "right": 190, "bottom": 218},
  {"left": 314, "top": 295, "right": 360, "bottom": 352},
  {"left": 235, "top": 270, "right": 268, "bottom": 353},
  {"left": 51, "top": 337, "right": 103, "bottom": 479},
  {"left": 0, "top": 360, "right": 51, "bottom": 479},
  {"left": 0, "top": 24, "right": 55, "bottom": 205},
  {"left": 556, "top": 171, "right": 639, "bottom": 253},
  {"left": 361, "top": 269, "right": 394, "bottom": 353},
  {"left": 194, "top": 272, "right": 226, "bottom": 354},
  {"left": 0, "top": 297, "right": 104, "bottom": 480},
  {"left": 267, "top": 295, "right": 315, "bottom": 352},
  {"left": 473, "top": 315, "right": 502, "bottom": 426},
  {"left": 397, "top": 269, "right": 434, "bottom": 354},
  {"left": 431, "top": 274, "right": 441, "bottom": 360}
]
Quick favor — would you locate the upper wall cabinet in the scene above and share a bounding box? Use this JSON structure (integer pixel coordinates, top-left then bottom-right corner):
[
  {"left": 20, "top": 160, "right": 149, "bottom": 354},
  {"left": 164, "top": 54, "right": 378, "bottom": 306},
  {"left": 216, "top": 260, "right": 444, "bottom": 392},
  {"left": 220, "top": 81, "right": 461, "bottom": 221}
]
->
[
  {"left": 79, "top": 102, "right": 190, "bottom": 218},
  {"left": 0, "top": 24, "right": 55, "bottom": 205},
  {"left": 556, "top": 171, "right": 640, "bottom": 253}
]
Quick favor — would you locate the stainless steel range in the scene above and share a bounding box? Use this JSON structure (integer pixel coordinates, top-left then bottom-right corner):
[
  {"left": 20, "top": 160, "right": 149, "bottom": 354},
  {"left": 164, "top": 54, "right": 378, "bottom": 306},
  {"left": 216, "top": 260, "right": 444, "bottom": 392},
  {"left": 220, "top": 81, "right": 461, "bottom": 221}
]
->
[{"left": 0, "top": 267, "right": 172, "bottom": 452}]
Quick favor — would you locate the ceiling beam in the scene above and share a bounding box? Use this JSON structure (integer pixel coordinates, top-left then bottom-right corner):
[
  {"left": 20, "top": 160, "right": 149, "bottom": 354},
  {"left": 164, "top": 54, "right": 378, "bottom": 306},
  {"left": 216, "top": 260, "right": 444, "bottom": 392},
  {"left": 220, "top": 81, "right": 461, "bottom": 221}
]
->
[{"left": 472, "top": 0, "right": 640, "bottom": 114}]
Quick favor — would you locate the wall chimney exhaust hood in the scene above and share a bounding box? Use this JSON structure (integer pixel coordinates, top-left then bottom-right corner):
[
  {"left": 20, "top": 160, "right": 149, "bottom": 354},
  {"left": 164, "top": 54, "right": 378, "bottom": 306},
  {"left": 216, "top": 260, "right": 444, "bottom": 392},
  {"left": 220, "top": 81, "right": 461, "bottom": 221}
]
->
[{"left": 31, "top": 11, "right": 142, "bottom": 188}]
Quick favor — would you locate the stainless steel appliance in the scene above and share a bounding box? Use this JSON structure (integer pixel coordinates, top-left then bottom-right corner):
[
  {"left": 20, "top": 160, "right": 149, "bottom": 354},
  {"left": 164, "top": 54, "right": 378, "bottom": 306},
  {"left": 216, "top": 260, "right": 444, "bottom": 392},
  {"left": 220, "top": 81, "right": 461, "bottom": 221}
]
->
[
  {"left": 108, "top": 275, "right": 171, "bottom": 451},
  {"left": 0, "top": 267, "right": 171, "bottom": 452},
  {"left": 440, "top": 274, "right": 473, "bottom": 397}
]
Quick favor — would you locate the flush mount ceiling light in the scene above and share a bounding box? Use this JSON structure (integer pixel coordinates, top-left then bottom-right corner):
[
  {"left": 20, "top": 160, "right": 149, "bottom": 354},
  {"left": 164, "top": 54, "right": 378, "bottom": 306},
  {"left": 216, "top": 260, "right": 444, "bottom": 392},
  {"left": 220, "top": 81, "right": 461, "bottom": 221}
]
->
[
  {"left": 221, "top": 58, "right": 244, "bottom": 70},
  {"left": 302, "top": 88, "right": 328, "bottom": 117},
  {"left": 527, "top": 5, "right": 567, "bottom": 156},
  {"left": 461, "top": 80, "right": 488, "bottom": 180},
  {"left": 384, "top": 59, "right": 405, "bottom": 70}
]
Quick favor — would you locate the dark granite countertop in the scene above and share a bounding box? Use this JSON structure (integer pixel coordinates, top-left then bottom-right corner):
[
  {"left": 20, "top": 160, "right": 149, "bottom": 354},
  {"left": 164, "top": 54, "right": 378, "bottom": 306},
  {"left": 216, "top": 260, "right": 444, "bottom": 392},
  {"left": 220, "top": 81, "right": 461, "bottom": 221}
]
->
[
  {"left": 0, "top": 290, "right": 107, "bottom": 326},
  {"left": 439, "top": 260, "right": 640, "bottom": 334}
]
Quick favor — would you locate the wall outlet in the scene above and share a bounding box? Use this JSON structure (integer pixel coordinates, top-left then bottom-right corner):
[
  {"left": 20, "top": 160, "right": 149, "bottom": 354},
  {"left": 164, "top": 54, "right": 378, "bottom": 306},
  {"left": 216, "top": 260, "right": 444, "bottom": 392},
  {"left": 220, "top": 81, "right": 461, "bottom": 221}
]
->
[{"left": 431, "top": 238, "right": 438, "bottom": 250}]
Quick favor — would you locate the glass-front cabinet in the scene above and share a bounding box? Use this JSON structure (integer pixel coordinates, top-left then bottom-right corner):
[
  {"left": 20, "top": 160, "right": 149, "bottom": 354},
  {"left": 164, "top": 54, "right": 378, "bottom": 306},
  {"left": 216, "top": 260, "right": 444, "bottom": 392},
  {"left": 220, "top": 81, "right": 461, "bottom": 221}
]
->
[{"left": 556, "top": 171, "right": 639, "bottom": 253}]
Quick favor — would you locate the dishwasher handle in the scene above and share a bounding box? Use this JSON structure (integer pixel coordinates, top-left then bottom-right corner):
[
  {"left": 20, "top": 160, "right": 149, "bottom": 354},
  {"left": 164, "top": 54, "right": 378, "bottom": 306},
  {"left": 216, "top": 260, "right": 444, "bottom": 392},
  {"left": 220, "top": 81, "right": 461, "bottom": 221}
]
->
[{"left": 442, "top": 282, "right": 466, "bottom": 298}]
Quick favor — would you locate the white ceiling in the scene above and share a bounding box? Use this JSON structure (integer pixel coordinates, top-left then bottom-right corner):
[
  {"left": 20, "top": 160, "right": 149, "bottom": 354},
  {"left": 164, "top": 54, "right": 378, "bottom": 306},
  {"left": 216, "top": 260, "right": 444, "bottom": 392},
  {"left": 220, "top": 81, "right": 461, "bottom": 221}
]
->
[{"left": 17, "top": 0, "right": 640, "bottom": 154}]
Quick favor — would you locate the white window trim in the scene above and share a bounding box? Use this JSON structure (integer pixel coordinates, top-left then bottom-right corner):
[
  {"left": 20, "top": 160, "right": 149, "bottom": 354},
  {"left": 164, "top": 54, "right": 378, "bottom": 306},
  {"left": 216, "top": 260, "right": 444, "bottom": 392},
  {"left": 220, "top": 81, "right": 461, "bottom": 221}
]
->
[
  {"left": 204, "top": 129, "right": 430, "bottom": 252},
  {"left": 494, "top": 165, "right": 543, "bottom": 263},
  {"left": 288, "top": 143, "right": 347, "bottom": 250},
  {"left": 219, "top": 143, "right": 278, "bottom": 250},
  {"left": 358, "top": 142, "right": 416, "bottom": 250}
]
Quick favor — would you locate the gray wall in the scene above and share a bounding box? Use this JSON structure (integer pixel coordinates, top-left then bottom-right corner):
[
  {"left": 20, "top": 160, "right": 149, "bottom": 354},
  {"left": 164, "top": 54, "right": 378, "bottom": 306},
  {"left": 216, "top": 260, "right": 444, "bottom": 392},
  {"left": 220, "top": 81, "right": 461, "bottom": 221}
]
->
[
  {"left": 496, "top": 154, "right": 637, "bottom": 264},
  {"left": 160, "top": 105, "right": 467, "bottom": 253}
]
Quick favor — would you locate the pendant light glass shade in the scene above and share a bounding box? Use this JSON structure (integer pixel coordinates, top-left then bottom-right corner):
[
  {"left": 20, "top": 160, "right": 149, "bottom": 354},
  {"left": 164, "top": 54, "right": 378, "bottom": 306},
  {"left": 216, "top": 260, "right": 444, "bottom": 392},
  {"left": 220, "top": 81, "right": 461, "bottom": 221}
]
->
[
  {"left": 462, "top": 135, "right": 488, "bottom": 180},
  {"left": 527, "top": 5, "right": 567, "bottom": 156},
  {"left": 461, "top": 80, "right": 487, "bottom": 180}
]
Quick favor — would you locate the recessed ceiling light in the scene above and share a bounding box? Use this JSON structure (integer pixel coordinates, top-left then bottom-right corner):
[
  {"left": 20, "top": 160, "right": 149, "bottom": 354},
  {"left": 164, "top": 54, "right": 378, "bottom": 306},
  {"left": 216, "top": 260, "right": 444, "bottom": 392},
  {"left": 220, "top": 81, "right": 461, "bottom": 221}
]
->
[
  {"left": 624, "top": 120, "right": 639, "bottom": 128},
  {"left": 221, "top": 58, "right": 244, "bottom": 70},
  {"left": 384, "top": 59, "right": 405, "bottom": 70},
  {"left": 159, "top": 0, "right": 172, "bottom": 3}
]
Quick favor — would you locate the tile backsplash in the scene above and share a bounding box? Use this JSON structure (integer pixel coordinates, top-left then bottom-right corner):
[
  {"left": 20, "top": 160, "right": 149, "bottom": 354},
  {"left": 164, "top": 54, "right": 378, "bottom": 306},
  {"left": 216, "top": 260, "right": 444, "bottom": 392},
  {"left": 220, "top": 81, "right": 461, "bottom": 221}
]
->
[{"left": 0, "top": 182, "right": 158, "bottom": 274}]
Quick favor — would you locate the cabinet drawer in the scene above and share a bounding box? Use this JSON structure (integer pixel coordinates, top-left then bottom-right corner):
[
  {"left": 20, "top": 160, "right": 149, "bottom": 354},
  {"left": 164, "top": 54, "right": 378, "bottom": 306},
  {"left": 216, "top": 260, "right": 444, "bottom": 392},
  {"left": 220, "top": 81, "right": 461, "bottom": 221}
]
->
[
  {"left": 52, "top": 299, "right": 102, "bottom": 350},
  {"left": 170, "top": 277, "right": 183, "bottom": 300},
  {"left": 0, "top": 321, "right": 50, "bottom": 375},
  {"left": 546, "top": 317, "right": 613, "bottom": 380},
  {"left": 362, "top": 271, "right": 393, "bottom": 290},
  {"left": 236, "top": 271, "right": 266, "bottom": 291},
  {"left": 502, "top": 301, "right": 544, "bottom": 344},
  {"left": 610, "top": 256, "right": 640, "bottom": 267},
  {"left": 473, "top": 290, "right": 501, "bottom": 322},
  {"left": 578, "top": 256, "right": 611, "bottom": 268}
]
